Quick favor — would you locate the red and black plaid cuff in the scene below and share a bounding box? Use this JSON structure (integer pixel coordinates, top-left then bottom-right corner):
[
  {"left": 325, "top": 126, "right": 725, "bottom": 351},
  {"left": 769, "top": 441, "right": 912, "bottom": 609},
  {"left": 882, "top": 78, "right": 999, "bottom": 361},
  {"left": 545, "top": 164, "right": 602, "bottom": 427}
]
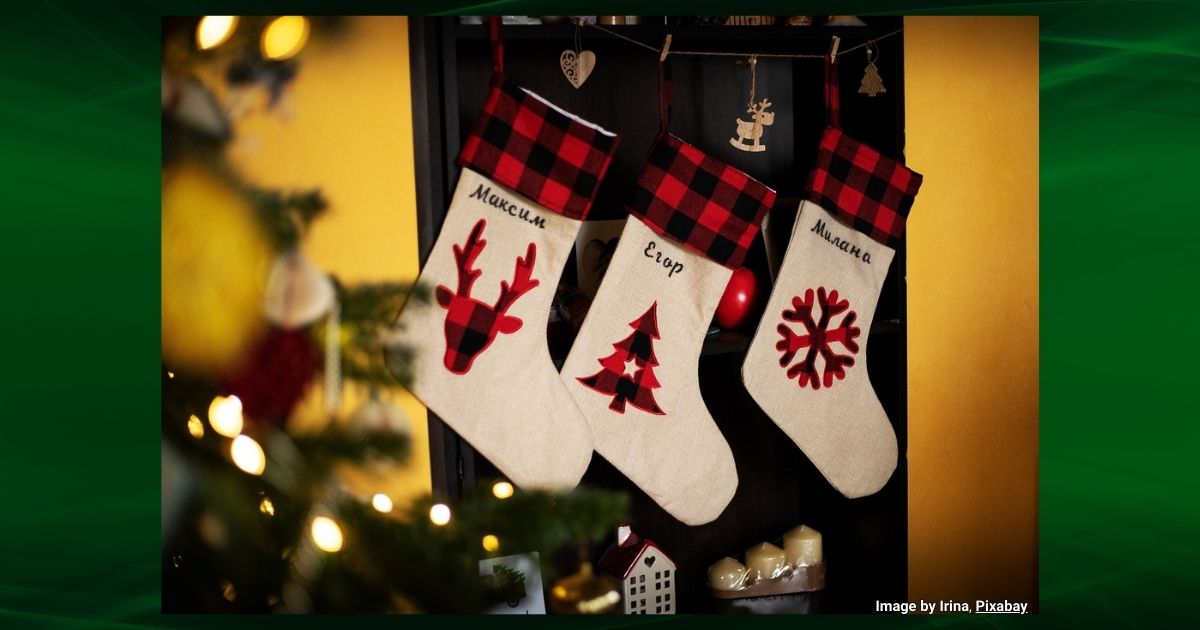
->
[
  {"left": 457, "top": 78, "right": 619, "bottom": 220},
  {"left": 626, "top": 134, "right": 776, "bottom": 269},
  {"left": 806, "top": 128, "right": 923, "bottom": 248}
]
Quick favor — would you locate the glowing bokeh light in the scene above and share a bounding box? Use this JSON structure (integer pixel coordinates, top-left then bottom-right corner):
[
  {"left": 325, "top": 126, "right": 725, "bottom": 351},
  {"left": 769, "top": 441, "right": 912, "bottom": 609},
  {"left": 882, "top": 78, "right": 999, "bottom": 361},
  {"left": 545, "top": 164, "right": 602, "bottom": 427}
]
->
[
  {"left": 310, "top": 516, "right": 343, "bottom": 552},
  {"left": 230, "top": 434, "right": 265, "bottom": 475},
  {"left": 187, "top": 414, "right": 205, "bottom": 438},
  {"left": 261, "top": 16, "right": 309, "bottom": 60},
  {"left": 208, "top": 395, "right": 244, "bottom": 437},
  {"left": 196, "top": 16, "right": 238, "bottom": 50},
  {"left": 371, "top": 493, "right": 394, "bottom": 513},
  {"left": 429, "top": 503, "right": 451, "bottom": 526},
  {"left": 492, "top": 481, "right": 514, "bottom": 500}
]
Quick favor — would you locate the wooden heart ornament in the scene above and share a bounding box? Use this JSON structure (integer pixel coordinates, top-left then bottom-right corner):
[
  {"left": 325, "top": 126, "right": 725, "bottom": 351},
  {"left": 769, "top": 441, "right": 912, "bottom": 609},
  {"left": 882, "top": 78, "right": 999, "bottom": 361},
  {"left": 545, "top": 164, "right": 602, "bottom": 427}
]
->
[{"left": 560, "top": 50, "right": 596, "bottom": 89}]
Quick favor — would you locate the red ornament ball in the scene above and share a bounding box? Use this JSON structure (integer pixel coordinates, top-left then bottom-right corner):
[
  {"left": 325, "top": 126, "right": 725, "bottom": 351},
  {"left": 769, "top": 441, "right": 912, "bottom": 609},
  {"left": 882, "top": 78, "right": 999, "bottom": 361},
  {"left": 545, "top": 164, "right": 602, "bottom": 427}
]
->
[
  {"left": 223, "top": 327, "right": 317, "bottom": 424},
  {"left": 714, "top": 267, "right": 760, "bottom": 330}
]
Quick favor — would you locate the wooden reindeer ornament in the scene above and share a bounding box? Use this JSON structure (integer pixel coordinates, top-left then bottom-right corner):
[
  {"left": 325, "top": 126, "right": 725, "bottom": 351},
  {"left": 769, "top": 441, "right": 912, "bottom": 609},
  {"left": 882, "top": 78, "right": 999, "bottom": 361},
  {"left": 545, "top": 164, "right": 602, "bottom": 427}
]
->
[{"left": 729, "top": 56, "right": 775, "bottom": 153}]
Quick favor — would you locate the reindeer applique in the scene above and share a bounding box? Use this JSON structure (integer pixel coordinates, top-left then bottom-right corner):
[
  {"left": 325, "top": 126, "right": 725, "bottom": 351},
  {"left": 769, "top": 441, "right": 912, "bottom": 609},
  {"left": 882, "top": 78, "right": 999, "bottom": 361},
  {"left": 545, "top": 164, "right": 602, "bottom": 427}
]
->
[
  {"left": 729, "top": 98, "right": 774, "bottom": 153},
  {"left": 436, "top": 219, "right": 539, "bottom": 375}
]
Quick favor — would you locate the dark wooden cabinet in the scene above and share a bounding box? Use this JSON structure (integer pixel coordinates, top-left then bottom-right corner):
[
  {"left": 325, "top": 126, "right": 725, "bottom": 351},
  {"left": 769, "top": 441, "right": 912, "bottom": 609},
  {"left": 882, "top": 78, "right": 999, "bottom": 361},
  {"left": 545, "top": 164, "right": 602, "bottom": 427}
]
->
[{"left": 408, "top": 17, "right": 908, "bottom": 613}]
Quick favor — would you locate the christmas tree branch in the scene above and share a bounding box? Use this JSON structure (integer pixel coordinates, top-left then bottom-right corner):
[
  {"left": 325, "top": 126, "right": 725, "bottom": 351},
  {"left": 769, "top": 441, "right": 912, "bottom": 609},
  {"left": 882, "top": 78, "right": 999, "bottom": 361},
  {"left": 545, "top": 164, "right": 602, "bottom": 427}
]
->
[
  {"left": 290, "top": 425, "right": 411, "bottom": 471},
  {"left": 334, "top": 282, "right": 428, "bottom": 389},
  {"left": 243, "top": 185, "right": 328, "bottom": 250}
]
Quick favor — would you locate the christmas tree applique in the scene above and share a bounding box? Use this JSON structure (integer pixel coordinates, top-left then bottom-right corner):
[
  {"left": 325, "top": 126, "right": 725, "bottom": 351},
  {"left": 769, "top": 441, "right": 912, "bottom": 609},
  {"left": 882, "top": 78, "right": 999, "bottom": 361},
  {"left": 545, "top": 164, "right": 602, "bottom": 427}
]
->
[{"left": 578, "top": 302, "right": 666, "bottom": 415}]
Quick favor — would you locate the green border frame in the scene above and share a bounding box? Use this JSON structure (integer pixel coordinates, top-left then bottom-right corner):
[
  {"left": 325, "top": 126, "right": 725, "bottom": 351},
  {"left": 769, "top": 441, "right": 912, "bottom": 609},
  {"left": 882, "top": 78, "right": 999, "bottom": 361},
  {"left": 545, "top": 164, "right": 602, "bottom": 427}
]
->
[{"left": 2, "top": 1, "right": 1198, "bottom": 627}]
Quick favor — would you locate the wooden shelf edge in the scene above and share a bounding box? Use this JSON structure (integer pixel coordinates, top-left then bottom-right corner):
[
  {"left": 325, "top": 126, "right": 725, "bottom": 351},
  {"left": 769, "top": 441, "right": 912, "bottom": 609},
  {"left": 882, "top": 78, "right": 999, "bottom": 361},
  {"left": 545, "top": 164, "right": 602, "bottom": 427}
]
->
[
  {"left": 700, "top": 319, "right": 900, "bottom": 357},
  {"left": 454, "top": 23, "right": 902, "bottom": 43}
]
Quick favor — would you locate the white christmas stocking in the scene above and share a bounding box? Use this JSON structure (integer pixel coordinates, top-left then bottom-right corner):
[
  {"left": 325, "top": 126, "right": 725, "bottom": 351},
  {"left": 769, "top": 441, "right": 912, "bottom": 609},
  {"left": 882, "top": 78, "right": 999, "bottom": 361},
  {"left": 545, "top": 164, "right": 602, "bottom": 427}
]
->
[
  {"left": 386, "top": 78, "right": 619, "bottom": 489},
  {"left": 742, "top": 128, "right": 923, "bottom": 498},
  {"left": 561, "top": 133, "right": 776, "bottom": 524}
]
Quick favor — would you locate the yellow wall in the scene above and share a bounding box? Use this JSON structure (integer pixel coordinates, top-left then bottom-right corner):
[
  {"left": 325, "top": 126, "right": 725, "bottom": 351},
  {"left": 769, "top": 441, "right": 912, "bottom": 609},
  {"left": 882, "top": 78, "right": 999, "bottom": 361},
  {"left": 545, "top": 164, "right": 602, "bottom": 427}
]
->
[
  {"left": 905, "top": 17, "right": 1039, "bottom": 606},
  {"left": 228, "top": 17, "right": 430, "bottom": 504}
]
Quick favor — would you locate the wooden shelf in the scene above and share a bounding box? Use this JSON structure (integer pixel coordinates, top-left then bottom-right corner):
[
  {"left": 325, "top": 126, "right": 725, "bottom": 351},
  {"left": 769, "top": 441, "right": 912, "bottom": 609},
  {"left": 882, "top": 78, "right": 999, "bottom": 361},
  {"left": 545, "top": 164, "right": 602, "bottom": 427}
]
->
[
  {"left": 702, "top": 319, "right": 901, "bottom": 357},
  {"left": 553, "top": 319, "right": 900, "bottom": 366},
  {"left": 703, "top": 329, "right": 751, "bottom": 355},
  {"left": 412, "top": 16, "right": 909, "bottom": 612}
]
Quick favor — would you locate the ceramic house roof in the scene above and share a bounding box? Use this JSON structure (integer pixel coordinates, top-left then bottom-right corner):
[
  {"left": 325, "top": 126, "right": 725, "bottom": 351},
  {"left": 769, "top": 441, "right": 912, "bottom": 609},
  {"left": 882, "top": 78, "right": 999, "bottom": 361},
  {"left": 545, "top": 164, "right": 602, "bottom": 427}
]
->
[{"left": 597, "top": 532, "right": 675, "bottom": 580}]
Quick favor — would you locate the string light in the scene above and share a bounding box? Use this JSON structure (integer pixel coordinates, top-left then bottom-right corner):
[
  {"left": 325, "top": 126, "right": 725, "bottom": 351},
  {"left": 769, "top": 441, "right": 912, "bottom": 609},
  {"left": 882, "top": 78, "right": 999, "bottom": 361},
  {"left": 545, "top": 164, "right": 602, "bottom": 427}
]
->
[
  {"left": 579, "top": 590, "right": 621, "bottom": 613},
  {"left": 492, "top": 481, "right": 514, "bottom": 500},
  {"left": 429, "top": 503, "right": 451, "bottom": 526},
  {"left": 196, "top": 16, "right": 238, "bottom": 50},
  {"left": 230, "top": 434, "right": 266, "bottom": 475},
  {"left": 259, "top": 496, "right": 275, "bottom": 516},
  {"left": 208, "top": 395, "right": 244, "bottom": 438},
  {"left": 187, "top": 414, "right": 205, "bottom": 438},
  {"left": 261, "top": 16, "right": 309, "bottom": 60},
  {"left": 371, "top": 493, "right": 394, "bottom": 513},
  {"left": 482, "top": 534, "right": 500, "bottom": 553},
  {"left": 310, "top": 516, "right": 343, "bottom": 552}
]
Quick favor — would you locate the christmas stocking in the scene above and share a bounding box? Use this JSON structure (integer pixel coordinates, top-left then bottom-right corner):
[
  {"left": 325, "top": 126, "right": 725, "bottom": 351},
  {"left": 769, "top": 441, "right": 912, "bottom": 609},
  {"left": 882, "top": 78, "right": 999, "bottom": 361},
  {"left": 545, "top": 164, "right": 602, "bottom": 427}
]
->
[
  {"left": 561, "top": 133, "right": 776, "bottom": 525},
  {"left": 385, "top": 73, "right": 619, "bottom": 489},
  {"left": 742, "top": 125, "right": 923, "bottom": 498}
]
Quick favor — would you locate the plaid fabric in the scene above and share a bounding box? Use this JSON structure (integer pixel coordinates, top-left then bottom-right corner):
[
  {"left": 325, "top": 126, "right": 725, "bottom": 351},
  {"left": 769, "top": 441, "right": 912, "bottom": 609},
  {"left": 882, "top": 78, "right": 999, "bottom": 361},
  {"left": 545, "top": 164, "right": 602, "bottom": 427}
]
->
[
  {"left": 579, "top": 367, "right": 665, "bottom": 415},
  {"left": 436, "top": 219, "right": 539, "bottom": 375},
  {"left": 627, "top": 133, "right": 776, "bottom": 268},
  {"left": 806, "top": 128, "right": 923, "bottom": 248},
  {"left": 577, "top": 302, "right": 665, "bottom": 415},
  {"left": 458, "top": 78, "right": 619, "bottom": 220},
  {"left": 441, "top": 298, "right": 511, "bottom": 374}
]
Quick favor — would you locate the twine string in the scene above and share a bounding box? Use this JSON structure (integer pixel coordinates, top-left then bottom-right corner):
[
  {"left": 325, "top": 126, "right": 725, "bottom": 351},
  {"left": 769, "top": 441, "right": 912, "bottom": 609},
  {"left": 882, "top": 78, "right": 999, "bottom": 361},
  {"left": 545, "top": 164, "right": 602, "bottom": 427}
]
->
[
  {"left": 748, "top": 55, "right": 757, "bottom": 109},
  {"left": 586, "top": 23, "right": 902, "bottom": 60}
]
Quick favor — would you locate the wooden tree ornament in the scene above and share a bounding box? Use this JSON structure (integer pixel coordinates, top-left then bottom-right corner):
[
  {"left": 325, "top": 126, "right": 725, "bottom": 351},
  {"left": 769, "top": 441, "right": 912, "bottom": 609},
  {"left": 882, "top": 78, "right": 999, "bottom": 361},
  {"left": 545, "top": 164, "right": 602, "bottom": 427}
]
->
[{"left": 858, "top": 42, "right": 886, "bottom": 97}]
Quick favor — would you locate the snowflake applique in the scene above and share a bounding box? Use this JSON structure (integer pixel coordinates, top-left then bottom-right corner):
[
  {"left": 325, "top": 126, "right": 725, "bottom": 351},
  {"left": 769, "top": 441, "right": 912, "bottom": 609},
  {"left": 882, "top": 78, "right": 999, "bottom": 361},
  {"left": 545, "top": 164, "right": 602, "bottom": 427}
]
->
[{"left": 775, "top": 287, "right": 862, "bottom": 390}]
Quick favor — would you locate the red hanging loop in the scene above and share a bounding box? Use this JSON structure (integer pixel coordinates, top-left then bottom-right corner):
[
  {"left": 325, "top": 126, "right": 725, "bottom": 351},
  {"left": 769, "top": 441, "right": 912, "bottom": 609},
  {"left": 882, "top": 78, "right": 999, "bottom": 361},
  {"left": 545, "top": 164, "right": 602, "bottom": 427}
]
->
[
  {"left": 487, "top": 16, "right": 504, "bottom": 79},
  {"left": 657, "top": 34, "right": 673, "bottom": 134},
  {"left": 824, "top": 53, "right": 840, "bottom": 129},
  {"left": 658, "top": 60, "right": 673, "bottom": 133}
]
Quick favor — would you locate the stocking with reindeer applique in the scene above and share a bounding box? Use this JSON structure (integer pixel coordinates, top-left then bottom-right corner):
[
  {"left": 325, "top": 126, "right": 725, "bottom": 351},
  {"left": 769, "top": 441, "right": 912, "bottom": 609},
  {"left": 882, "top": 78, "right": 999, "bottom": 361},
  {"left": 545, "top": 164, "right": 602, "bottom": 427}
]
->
[{"left": 385, "top": 19, "right": 619, "bottom": 489}]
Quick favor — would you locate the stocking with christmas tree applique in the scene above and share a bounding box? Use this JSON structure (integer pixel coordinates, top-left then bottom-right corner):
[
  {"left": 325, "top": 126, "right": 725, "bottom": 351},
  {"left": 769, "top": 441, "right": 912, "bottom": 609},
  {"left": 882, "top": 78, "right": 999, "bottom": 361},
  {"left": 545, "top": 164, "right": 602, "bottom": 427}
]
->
[
  {"left": 562, "top": 129, "right": 775, "bottom": 525},
  {"left": 385, "top": 20, "right": 619, "bottom": 489}
]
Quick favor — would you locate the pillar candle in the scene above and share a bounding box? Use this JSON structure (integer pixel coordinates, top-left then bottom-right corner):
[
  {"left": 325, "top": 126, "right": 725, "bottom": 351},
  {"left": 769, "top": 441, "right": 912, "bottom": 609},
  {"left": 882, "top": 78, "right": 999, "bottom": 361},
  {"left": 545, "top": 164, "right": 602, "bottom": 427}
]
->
[
  {"left": 707, "top": 557, "right": 748, "bottom": 590},
  {"left": 784, "top": 524, "right": 823, "bottom": 566},
  {"left": 744, "top": 542, "right": 786, "bottom": 581}
]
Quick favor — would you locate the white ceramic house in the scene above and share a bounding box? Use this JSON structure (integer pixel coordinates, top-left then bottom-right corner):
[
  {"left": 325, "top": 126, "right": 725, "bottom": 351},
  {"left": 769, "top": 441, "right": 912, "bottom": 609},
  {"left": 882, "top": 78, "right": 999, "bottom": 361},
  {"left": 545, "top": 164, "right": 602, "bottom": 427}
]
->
[{"left": 597, "top": 525, "right": 677, "bottom": 615}]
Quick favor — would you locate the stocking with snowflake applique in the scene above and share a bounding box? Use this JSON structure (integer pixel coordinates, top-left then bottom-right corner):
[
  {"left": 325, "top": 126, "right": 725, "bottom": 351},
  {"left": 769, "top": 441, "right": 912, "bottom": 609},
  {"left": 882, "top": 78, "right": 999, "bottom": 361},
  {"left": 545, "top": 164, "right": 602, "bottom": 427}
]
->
[
  {"left": 385, "top": 20, "right": 619, "bottom": 489},
  {"left": 561, "top": 125, "right": 776, "bottom": 525},
  {"left": 742, "top": 56, "right": 923, "bottom": 498}
]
